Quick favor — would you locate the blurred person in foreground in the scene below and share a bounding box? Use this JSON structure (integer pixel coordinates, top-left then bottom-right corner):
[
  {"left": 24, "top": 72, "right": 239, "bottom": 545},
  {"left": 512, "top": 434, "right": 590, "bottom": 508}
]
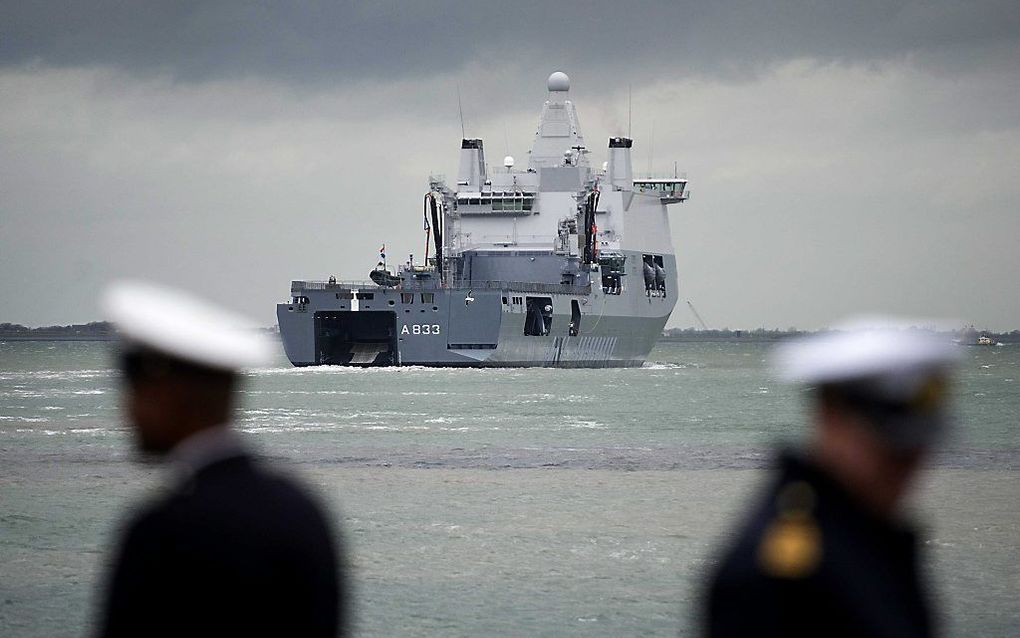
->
[
  {"left": 96, "top": 281, "right": 345, "bottom": 637},
  {"left": 704, "top": 322, "right": 958, "bottom": 638}
]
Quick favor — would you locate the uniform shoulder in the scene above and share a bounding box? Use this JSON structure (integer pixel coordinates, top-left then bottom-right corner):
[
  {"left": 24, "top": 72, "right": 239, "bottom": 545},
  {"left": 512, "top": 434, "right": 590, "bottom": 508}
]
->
[
  {"left": 713, "top": 456, "right": 827, "bottom": 585},
  {"left": 185, "top": 456, "right": 333, "bottom": 525},
  {"left": 755, "top": 479, "right": 823, "bottom": 580}
]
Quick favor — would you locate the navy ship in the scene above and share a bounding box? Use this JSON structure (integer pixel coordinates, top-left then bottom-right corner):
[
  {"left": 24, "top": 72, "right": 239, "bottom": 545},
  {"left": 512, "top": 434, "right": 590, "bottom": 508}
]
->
[{"left": 277, "top": 72, "right": 689, "bottom": 367}]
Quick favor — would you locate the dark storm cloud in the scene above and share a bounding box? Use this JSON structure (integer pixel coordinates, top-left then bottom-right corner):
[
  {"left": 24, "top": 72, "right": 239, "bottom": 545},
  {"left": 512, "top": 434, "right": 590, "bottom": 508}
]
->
[
  {"left": 2, "top": 2, "right": 1019, "bottom": 330},
  {"left": 3, "top": 1, "right": 1018, "bottom": 83}
]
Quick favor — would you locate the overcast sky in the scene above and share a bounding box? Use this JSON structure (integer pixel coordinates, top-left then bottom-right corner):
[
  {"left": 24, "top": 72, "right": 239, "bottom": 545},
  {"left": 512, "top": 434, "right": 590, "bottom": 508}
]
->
[{"left": 2, "top": 1, "right": 1018, "bottom": 330}]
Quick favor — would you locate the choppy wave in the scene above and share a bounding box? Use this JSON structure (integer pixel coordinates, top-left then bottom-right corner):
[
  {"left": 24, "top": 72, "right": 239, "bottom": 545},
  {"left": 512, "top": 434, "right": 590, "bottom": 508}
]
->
[
  {"left": 249, "top": 365, "right": 463, "bottom": 377},
  {"left": 8, "top": 424, "right": 111, "bottom": 434},
  {"left": 563, "top": 420, "right": 607, "bottom": 429},
  {"left": 641, "top": 362, "right": 692, "bottom": 370},
  {"left": 2, "top": 388, "right": 107, "bottom": 399},
  {"left": 242, "top": 389, "right": 364, "bottom": 396},
  {"left": 0, "top": 369, "right": 112, "bottom": 381}
]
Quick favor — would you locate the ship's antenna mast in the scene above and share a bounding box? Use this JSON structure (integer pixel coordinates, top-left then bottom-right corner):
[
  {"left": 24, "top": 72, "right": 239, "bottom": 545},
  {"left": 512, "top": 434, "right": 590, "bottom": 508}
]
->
[
  {"left": 648, "top": 120, "right": 655, "bottom": 174},
  {"left": 457, "top": 84, "right": 466, "bottom": 139},
  {"left": 628, "top": 84, "right": 632, "bottom": 139}
]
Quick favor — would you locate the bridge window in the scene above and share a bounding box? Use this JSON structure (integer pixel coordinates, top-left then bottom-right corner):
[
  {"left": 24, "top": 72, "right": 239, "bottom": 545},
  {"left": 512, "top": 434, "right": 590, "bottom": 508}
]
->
[
  {"left": 401, "top": 293, "right": 414, "bottom": 304},
  {"left": 421, "top": 293, "right": 434, "bottom": 304},
  {"left": 458, "top": 192, "right": 535, "bottom": 213}
]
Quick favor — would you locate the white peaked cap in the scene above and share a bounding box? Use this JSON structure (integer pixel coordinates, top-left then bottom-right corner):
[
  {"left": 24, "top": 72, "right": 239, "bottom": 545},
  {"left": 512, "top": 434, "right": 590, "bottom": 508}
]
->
[
  {"left": 103, "top": 280, "right": 275, "bottom": 371},
  {"left": 773, "top": 317, "right": 959, "bottom": 388}
]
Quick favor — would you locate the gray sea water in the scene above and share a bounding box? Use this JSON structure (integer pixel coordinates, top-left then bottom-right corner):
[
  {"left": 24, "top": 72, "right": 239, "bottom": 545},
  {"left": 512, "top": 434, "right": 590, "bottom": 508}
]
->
[{"left": 1, "top": 340, "right": 1017, "bottom": 636}]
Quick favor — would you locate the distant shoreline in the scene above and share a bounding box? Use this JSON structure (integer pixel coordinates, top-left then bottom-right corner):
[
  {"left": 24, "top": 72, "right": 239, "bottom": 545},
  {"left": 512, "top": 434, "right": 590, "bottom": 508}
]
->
[
  {"left": 0, "top": 335, "right": 116, "bottom": 342},
  {"left": 2, "top": 322, "right": 1017, "bottom": 344},
  {"left": 660, "top": 328, "right": 1020, "bottom": 344},
  {"left": 0, "top": 321, "right": 116, "bottom": 342}
]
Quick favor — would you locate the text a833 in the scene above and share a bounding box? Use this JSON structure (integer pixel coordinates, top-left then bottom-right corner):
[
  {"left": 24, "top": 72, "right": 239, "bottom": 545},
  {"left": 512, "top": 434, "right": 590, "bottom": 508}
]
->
[{"left": 401, "top": 324, "right": 441, "bottom": 335}]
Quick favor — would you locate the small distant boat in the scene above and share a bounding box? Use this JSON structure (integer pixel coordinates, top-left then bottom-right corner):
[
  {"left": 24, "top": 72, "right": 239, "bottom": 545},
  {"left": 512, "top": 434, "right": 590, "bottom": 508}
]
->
[
  {"left": 954, "top": 326, "right": 1003, "bottom": 345},
  {"left": 954, "top": 327, "right": 1000, "bottom": 346},
  {"left": 369, "top": 265, "right": 401, "bottom": 287}
]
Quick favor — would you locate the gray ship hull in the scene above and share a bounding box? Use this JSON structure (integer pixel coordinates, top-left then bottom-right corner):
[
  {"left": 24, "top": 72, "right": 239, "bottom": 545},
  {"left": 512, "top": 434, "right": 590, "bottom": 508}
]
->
[{"left": 278, "top": 252, "right": 676, "bottom": 367}]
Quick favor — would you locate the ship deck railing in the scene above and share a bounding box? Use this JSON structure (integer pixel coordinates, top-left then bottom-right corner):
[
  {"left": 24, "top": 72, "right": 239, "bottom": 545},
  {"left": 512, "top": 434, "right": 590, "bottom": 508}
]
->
[
  {"left": 458, "top": 280, "right": 592, "bottom": 295},
  {"left": 634, "top": 171, "right": 689, "bottom": 180},
  {"left": 292, "top": 279, "right": 591, "bottom": 296}
]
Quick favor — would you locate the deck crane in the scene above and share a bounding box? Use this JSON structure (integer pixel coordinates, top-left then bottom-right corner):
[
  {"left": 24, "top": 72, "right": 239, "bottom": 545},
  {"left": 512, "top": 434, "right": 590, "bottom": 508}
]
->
[{"left": 687, "top": 300, "right": 709, "bottom": 330}]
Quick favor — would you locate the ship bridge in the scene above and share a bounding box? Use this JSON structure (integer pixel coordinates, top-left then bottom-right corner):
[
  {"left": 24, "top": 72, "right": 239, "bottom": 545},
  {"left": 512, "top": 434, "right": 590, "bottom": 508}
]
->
[
  {"left": 633, "top": 177, "right": 689, "bottom": 204},
  {"left": 449, "top": 72, "right": 596, "bottom": 251},
  {"left": 442, "top": 71, "right": 687, "bottom": 259}
]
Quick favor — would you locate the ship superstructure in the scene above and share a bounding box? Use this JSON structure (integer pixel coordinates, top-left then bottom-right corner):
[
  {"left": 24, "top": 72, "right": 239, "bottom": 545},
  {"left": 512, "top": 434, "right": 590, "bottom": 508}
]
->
[{"left": 277, "top": 72, "right": 689, "bottom": 367}]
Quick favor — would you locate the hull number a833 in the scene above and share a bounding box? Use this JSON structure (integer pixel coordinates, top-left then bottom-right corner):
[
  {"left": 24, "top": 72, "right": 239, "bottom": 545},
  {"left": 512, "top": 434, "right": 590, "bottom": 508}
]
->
[{"left": 402, "top": 324, "right": 441, "bottom": 335}]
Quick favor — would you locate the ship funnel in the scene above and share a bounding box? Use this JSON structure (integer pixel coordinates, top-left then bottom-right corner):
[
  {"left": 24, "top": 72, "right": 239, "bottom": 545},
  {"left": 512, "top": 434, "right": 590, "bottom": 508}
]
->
[
  {"left": 607, "top": 137, "right": 633, "bottom": 190},
  {"left": 458, "top": 138, "right": 486, "bottom": 188}
]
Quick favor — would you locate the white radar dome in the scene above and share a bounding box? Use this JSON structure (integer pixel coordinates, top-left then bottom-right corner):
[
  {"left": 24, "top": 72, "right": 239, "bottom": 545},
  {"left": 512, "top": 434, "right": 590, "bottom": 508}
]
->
[
  {"left": 547, "top": 71, "right": 570, "bottom": 92},
  {"left": 504, "top": 155, "right": 515, "bottom": 169}
]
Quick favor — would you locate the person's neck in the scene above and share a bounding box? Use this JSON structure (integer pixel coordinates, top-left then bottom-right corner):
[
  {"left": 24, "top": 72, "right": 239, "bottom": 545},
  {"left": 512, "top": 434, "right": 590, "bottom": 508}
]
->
[
  {"left": 169, "top": 424, "right": 245, "bottom": 476},
  {"left": 810, "top": 438, "right": 900, "bottom": 519}
]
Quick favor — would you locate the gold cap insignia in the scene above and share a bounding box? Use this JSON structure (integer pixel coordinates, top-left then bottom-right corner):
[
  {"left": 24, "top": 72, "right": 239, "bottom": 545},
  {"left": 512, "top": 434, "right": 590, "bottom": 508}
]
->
[{"left": 758, "top": 482, "right": 822, "bottom": 578}]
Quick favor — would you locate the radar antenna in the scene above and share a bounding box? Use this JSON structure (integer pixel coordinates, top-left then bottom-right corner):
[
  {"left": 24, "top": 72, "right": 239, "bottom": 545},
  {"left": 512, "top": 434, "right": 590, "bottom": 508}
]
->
[
  {"left": 648, "top": 120, "right": 655, "bottom": 174},
  {"left": 457, "top": 84, "right": 466, "bottom": 139}
]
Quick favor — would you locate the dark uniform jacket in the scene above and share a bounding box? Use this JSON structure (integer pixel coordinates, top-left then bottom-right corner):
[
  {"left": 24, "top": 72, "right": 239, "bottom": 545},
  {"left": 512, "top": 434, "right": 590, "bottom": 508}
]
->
[
  {"left": 98, "top": 454, "right": 344, "bottom": 637},
  {"left": 706, "top": 451, "right": 933, "bottom": 638}
]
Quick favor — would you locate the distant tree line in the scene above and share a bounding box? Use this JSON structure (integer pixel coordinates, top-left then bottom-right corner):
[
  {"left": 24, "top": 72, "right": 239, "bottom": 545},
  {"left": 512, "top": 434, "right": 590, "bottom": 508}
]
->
[
  {"left": 1, "top": 321, "right": 278, "bottom": 341},
  {"left": 660, "top": 327, "right": 1020, "bottom": 343},
  {"left": 659, "top": 327, "right": 808, "bottom": 342},
  {"left": 0, "top": 321, "right": 116, "bottom": 340}
]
